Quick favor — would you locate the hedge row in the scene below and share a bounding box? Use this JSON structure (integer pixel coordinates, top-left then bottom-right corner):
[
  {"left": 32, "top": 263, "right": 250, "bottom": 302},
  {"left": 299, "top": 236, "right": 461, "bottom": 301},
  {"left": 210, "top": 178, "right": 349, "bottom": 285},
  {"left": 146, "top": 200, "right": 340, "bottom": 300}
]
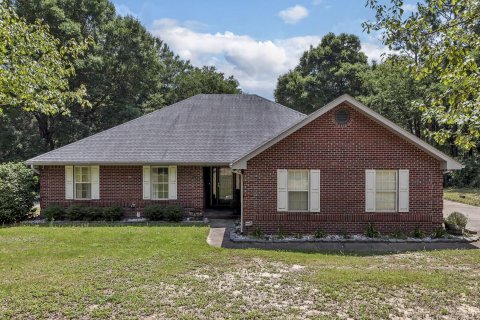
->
[
  {"left": 43, "top": 205, "right": 124, "bottom": 221},
  {"left": 43, "top": 204, "right": 184, "bottom": 222}
]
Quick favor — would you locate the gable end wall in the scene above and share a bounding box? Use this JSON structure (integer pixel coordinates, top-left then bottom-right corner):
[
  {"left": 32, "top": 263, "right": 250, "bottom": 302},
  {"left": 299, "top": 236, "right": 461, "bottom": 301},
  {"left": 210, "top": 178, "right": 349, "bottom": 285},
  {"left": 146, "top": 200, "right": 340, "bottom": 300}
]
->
[{"left": 243, "top": 103, "right": 444, "bottom": 234}]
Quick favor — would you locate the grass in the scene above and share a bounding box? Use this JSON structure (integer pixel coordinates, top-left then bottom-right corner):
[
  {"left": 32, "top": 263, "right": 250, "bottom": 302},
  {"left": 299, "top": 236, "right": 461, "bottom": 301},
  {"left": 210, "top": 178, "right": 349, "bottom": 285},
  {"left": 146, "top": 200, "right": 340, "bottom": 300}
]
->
[
  {"left": 444, "top": 188, "right": 480, "bottom": 207},
  {"left": 1, "top": 225, "right": 480, "bottom": 319}
]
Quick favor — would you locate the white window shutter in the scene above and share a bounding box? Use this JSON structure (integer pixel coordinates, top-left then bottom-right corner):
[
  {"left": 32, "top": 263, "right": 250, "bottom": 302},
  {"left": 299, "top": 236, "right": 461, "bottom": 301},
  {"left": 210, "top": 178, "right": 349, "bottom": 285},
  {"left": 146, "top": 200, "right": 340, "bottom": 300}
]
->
[
  {"left": 309, "top": 170, "right": 320, "bottom": 212},
  {"left": 90, "top": 166, "right": 100, "bottom": 199},
  {"left": 168, "top": 166, "right": 177, "bottom": 200},
  {"left": 143, "top": 166, "right": 151, "bottom": 200},
  {"left": 65, "top": 166, "right": 74, "bottom": 200},
  {"left": 398, "top": 169, "right": 409, "bottom": 212},
  {"left": 365, "top": 169, "right": 376, "bottom": 212},
  {"left": 277, "top": 169, "right": 288, "bottom": 211}
]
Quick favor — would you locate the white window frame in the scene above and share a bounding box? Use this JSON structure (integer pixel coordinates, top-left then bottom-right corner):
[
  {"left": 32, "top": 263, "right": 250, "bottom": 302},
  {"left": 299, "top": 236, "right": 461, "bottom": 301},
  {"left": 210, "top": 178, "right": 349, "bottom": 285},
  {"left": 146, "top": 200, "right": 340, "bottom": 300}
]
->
[
  {"left": 374, "top": 170, "right": 398, "bottom": 213},
  {"left": 74, "top": 166, "right": 92, "bottom": 200},
  {"left": 151, "top": 166, "right": 169, "bottom": 200},
  {"left": 287, "top": 169, "right": 310, "bottom": 212}
]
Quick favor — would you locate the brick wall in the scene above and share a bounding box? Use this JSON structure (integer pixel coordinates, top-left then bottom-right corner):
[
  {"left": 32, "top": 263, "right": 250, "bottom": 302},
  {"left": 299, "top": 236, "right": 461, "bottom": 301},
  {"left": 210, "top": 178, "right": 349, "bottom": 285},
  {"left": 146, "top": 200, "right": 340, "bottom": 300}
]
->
[
  {"left": 39, "top": 165, "right": 204, "bottom": 218},
  {"left": 243, "top": 103, "right": 444, "bottom": 234}
]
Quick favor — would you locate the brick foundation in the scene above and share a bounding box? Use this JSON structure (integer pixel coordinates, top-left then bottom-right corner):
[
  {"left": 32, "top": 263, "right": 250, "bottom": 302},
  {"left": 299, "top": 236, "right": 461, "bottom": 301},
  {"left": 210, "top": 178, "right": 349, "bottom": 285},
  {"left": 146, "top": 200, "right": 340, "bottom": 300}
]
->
[{"left": 242, "top": 103, "right": 444, "bottom": 235}]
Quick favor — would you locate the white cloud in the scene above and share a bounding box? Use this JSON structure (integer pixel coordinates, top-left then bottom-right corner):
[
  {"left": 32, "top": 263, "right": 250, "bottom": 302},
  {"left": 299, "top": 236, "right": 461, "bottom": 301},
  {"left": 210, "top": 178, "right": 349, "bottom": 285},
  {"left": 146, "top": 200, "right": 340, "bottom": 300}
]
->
[
  {"left": 278, "top": 5, "right": 309, "bottom": 24},
  {"left": 312, "top": 0, "right": 323, "bottom": 5},
  {"left": 401, "top": 3, "right": 417, "bottom": 12},
  {"left": 115, "top": 4, "right": 137, "bottom": 17},
  {"left": 361, "top": 42, "right": 390, "bottom": 62},
  {"left": 150, "top": 20, "right": 388, "bottom": 98}
]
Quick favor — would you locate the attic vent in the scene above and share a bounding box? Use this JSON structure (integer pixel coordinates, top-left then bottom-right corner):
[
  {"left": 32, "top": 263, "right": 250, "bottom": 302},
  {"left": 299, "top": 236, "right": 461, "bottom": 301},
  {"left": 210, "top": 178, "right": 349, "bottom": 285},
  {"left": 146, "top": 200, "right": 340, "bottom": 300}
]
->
[{"left": 335, "top": 109, "right": 350, "bottom": 125}]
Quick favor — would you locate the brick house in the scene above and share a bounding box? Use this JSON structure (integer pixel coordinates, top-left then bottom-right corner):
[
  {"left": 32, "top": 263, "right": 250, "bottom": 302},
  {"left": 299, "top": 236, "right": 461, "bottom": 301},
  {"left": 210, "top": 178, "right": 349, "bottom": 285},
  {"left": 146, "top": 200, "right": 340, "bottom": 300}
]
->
[{"left": 26, "top": 94, "right": 462, "bottom": 234}]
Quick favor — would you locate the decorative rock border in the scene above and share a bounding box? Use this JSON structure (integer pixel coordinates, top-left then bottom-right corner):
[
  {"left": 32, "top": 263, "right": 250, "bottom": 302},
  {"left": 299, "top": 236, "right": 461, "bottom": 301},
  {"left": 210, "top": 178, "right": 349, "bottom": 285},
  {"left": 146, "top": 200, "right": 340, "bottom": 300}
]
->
[{"left": 230, "top": 230, "right": 479, "bottom": 243}]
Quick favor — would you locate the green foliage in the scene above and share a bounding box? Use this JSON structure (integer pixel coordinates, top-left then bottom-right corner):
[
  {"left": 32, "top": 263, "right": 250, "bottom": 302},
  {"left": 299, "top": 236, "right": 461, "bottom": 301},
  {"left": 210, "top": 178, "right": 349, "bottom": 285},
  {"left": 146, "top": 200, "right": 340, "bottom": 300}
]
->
[
  {"left": 85, "top": 207, "right": 104, "bottom": 221},
  {"left": 275, "top": 33, "right": 369, "bottom": 114},
  {"left": 251, "top": 227, "right": 264, "bottom": 238},
  {"left": 43, "top": 204, "right": 66, "bottom": 221},
  {"left": 143, "top": 205, "right": 165, "bottom": 221},
  {"left": 446, "top": 157, "right": 480, "bottom": 188},
  {"left": 163, "top": 205, "right": 184, "bottom": 222},
  {"left": 103, "top": 206, "right": 125, "bottom": 221},
  {"left": 411, "top": 227, "right": 425, "bottom": 239},
  {"left": 1, "top": 0, "right": 240, "bottom": 158},
  {"left": 364, "top": 0, "right": 480, "bottom": 150},
  {"left": 65, "top": 205, "right": 88, "bottom": 221},
  {"left": 0, "top": 4, "right": 89, "bottom": 116},
  {"left": 314, "top": 230, "right": 326, "bottom": 239},
  {"left": 0, "top": 162, "right": 36, "bottom": 223},
  {"left": 445, "top": 212, "right": 468, "bottom": 229},
  {"left": 364, "top": 223, "right": 380, "bottom": 238},
  {"left": 432, "top": 228, "right": 447, "bottom": 239}
]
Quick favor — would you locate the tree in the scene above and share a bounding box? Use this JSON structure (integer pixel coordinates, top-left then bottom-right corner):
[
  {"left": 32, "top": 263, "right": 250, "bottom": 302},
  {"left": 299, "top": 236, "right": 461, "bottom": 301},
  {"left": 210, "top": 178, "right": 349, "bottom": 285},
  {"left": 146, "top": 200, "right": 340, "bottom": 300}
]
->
[
  {"left": 363, "top": 0, "right": 480, "bottom": 150},
  {"left": 8, "top": 0, "right": 241, "bottom": 155},
  {"left": 358, "top": 57, "right": 432, "bottom": 138},
  {"left": 274, "top": 33, "right": 369, "bottom": 114},
  {"left": 0, "top": 4, "right": 89, "bottom": 116}
]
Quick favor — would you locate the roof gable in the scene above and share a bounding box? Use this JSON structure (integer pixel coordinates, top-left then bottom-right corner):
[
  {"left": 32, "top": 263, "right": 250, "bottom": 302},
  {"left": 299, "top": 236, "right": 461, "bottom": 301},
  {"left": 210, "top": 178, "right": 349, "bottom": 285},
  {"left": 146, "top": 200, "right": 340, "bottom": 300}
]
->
[{"left": 230, "top": 94, "right": 463, "bottom": 170}]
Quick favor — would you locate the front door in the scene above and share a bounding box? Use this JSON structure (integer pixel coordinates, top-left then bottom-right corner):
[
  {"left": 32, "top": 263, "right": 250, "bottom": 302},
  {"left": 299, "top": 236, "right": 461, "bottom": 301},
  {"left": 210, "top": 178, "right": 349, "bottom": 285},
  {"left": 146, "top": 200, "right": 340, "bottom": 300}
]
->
[{"left": 211, "top": 167, "right": 234, "bottom": 207}]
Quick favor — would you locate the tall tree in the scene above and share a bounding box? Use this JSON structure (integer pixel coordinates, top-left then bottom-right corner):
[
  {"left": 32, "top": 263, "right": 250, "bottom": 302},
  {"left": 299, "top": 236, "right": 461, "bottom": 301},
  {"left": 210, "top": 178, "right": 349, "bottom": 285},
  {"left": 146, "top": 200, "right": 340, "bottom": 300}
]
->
[
  {"left": 0, "top": 4, "right": 88, "bottom": 116},
  {"left": 274, "top": 33, "right": 369, "bottom": 114},
  {"left": 358, "top": 57, "right": 432, "bottom": 138},
  {"left": 363, "top": 0, "right": 480, "bottom": 150},
  {"left": 5, "top": 0, "right": 241, "bottom": 158}
]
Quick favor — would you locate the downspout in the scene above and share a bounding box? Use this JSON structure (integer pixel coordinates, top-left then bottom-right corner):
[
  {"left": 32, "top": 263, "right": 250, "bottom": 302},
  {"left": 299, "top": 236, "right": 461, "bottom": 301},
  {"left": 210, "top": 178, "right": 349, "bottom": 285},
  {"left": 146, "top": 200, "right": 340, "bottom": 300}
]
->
[
  {"left": 30, "top": 165, "right": 40, "bottom": 174},
  {"left": 232, "top": 169, "right": 244, "bottom": 234}
]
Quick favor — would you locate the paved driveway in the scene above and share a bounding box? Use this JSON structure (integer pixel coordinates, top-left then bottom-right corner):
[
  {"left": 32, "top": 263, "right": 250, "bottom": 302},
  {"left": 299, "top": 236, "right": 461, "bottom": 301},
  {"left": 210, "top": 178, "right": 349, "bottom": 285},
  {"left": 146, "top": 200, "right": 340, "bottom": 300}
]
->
[{"left": 444, "top": 200, "right": 480, "bottom": 232}]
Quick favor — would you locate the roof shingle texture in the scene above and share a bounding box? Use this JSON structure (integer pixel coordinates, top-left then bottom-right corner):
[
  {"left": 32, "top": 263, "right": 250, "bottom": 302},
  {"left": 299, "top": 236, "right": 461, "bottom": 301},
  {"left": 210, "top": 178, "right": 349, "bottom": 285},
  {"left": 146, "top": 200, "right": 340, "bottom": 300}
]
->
[{"left": 26, "top": 94, "right": 306, "bottom": 165}]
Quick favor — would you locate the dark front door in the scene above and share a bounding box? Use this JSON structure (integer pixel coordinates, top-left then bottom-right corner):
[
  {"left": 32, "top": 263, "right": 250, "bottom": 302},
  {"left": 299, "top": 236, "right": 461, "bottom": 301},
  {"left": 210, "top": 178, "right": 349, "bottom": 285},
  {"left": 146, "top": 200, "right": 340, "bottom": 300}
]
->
[{"left": 211, "top": 167, "right": 234, "bottom": 207}]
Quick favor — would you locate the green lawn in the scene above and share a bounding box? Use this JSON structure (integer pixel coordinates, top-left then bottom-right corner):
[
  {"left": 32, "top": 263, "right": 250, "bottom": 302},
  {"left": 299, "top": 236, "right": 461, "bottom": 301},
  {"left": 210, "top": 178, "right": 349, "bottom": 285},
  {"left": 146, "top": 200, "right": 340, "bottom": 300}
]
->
[
  {"left": 1, "top": 225, "right": 480, "bottom": 319},
  {"left": 444, "top": 188, "right": 480, "bottom": 207}
]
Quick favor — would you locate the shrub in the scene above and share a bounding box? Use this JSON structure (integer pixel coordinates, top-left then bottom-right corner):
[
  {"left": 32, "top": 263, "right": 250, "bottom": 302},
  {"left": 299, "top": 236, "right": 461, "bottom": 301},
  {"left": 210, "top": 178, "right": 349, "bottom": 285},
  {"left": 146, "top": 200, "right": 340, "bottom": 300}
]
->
[
  {"left": 411, "top": 227, "right": 425, "bottom": 238},
  {"left": 252, "top": 227, "right": 264, "bottom": 238},
  {"left": 143, "top": 205, "right": 165, "bottom": 221},
  {"left": 314, "top": 230, "right": 326, "bottom": 238},
  {"left": 445, "top": 211, "right": 468, "bottom": 229},
  {"left": 163, "top": 205, "right": 184, "bottom": 222},
  {"left": 432, "top": 228, "right": 447, "bottom": 239},
  {"left": 391, "top": 230, "right": 407, "bottom": 239},
  {"left": 364, "top": 223, "right": 380, "bottom": 238},
  {"left": 103, "top": 206, "right": 124, "bottom": 221},
  {"left": 0, "top": 162, "right": 37, "bottom": 223},
  {"left": 43, "top": 204, "right": 66, "bottom": 221},
  {"left": 85, "top": 207, "right": 104, "bottom": 221},
  {"left": 65, "top": 205, "right": 88, "bottom": 221}
]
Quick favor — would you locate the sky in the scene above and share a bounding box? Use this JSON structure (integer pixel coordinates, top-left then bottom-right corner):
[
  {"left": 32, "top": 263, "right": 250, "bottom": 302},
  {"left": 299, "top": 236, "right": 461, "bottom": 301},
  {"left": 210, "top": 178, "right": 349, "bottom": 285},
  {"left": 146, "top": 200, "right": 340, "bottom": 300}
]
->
[{"left": 111, "top": 0, "right": 415, "bottom": 99}]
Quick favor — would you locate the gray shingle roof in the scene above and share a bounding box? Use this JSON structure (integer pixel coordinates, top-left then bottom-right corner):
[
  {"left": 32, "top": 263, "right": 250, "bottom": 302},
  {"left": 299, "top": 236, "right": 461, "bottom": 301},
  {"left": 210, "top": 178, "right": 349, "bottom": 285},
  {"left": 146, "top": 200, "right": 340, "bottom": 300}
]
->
[{"left": 26, "top": 94, "right": 306, "bottom": 165}]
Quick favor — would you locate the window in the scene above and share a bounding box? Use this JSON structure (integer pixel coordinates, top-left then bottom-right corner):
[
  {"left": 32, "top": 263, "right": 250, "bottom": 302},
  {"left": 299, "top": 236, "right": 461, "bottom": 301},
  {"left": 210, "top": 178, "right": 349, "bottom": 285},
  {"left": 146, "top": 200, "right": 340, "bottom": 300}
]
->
[
  {"left": 151, "top": 167, "right": 169, "bottom": 199},
  {"left": 287, "top": 170, "right": 309, "bottom": 211},
  {"left": 74, "top": 166, "right": 91, "bottom": 199},
  {"left": 375, "top": 170, "right": 397, "bottom": 211}
]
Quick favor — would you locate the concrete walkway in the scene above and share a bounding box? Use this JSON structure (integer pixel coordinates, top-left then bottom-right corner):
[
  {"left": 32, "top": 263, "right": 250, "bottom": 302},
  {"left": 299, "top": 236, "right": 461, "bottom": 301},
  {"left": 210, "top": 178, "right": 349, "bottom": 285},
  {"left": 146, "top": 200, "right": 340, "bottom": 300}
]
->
[
  {"left": 443, "top": 199, "right": 480, "bottom": 232},
  {"left": 207, "top": 219, "right": 480, "bottom": 253}
]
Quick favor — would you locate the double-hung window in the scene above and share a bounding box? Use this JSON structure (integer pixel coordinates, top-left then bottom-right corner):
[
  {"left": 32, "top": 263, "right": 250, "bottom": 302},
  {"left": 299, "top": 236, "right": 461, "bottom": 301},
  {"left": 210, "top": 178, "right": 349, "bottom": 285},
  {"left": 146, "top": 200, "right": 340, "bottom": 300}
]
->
[
  {"left": 151, "top": 167, "right": 169, "bottom": 200},
  {"left": 375, "top": 170, "right": 397, "bottom": 212},
  {"left": 74, "top": 166, "right": 91, "bottom": 199},
  {"left": 287, "top": 170, "right": 309, "bottom": 211},
  {"left": 277, "top": 169, "right": 320, "bottom": 212},
  {"left": 365, "top": 169, "right": 409, "bottom": 212}
]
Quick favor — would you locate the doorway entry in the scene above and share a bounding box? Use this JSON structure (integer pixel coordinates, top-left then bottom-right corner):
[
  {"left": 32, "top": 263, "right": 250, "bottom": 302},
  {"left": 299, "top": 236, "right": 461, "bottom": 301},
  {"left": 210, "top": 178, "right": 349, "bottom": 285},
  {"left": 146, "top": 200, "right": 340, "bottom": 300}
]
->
[{"left": 203, "top": 167, "right": 240, "bottom": 211}]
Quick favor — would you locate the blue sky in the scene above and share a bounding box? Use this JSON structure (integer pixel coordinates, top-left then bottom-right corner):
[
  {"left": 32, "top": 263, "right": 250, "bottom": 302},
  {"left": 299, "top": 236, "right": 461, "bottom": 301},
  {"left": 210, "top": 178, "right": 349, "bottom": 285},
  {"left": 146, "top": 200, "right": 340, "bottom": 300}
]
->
[{"left": 112, "top": 0, "right": 415, "bottom": 98}]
